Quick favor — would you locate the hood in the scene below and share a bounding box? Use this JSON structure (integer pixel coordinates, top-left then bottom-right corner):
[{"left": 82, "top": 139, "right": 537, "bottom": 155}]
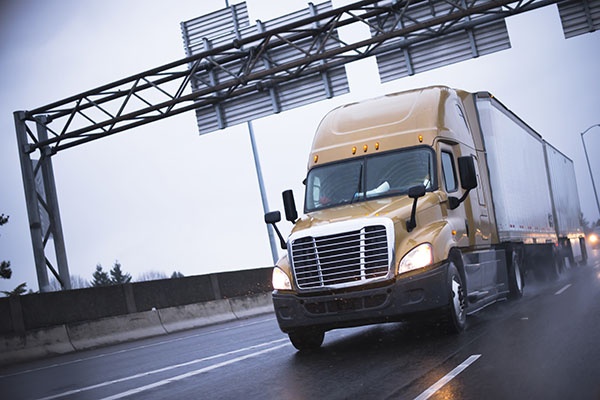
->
[{"left": 294, "top": 194, "right": 415, "bottom": 233}]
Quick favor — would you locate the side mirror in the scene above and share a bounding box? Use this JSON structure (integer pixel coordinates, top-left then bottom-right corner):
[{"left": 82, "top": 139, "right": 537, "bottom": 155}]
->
[
  {"left": 448, "top": 156, "right": 478, "bottom": 210},
  {"left": 264, "top": 211, "right": 281, "bottom": 224},
  {"left": 283, "top": 190, "right": 298, "bottom": 223},
  {"left": 408, "top": 184, "right": 426, "bottom": 199},
  {"left": 458, "top": 156, "right": 477, "bottom": 190},
  {"left": 264, "top": 211, "right": 287, "bottom": 250}
]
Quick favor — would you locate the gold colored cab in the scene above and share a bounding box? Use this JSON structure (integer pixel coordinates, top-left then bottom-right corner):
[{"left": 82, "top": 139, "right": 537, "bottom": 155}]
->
[
  {"left": 309, "top": 86, "right": 477, "bottom": 168},
  {"left": 290, "top": 86, "right": 495, "bottom": 270}
]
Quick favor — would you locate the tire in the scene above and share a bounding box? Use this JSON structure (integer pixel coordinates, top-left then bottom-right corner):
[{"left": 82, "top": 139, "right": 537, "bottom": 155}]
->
[
  {"left": 579, "top": 237, "right": 588, "bottom": 266},
  {"left": 288, "top": 329, "right": 325, "bottom": 351},
  {"left": 444, "top": 263, "right": 466, "bottom": 333},
  {"left": 508, "top": 251, "right": 524, "bottom": 300},
  {"left": 546, "top": 247, "right": 563, "bottom": 281}
]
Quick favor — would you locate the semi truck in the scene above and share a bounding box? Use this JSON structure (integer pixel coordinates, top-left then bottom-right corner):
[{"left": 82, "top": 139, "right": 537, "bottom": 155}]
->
[{"left": 265, "top": 86, "right": 587, "bottom": 350}]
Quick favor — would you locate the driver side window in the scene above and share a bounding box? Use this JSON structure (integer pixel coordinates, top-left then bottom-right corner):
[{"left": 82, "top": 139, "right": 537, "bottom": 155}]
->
[{"left": 441, "top": 151, "right": 458, "bottom": 193}]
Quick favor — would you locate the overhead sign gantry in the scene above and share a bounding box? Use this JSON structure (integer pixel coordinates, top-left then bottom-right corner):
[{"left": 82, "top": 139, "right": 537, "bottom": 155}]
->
[{"left": 14, "top": 0, "right": 599, "bottom": 291}]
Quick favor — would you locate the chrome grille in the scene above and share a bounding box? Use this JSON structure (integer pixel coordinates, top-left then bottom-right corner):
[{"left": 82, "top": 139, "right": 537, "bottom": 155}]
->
[{"left": 290, "top": 225, "right": 390, "bottom": 289}]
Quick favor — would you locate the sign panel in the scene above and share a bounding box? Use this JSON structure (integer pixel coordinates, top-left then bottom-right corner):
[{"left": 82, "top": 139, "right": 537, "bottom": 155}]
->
[
  {"left": 368, "top": 0, "right": 511, "bottom": 82},
  {"left": 181, "top": 1, "right": 350, "bottom": 135},
  {"left": 558, "top": 0, "right": 600, "bottom": 38}
]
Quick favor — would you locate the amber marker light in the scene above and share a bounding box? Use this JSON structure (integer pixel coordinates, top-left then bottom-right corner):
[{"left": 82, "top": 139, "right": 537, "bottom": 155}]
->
[
  {"left": 363, "top": 144, "right": 368, "bottom": 152},
  {"left": 452, "top": 230, "right": 457, "bottom": 236},
  {"left": 313, "top": 155, "right": 319, "bottom": 163},
  {"left": 352, "top": 146, "right": 357, "bottom": 155},
  {"left": 418, "top": 135, "right": 423, "bottom": 143},
  {"left": 375, "top": 142, "right": 380, "bottom": 150}
]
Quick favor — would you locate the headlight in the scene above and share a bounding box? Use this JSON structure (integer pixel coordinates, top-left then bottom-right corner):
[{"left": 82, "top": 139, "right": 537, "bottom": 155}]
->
[
  {"left": 398, "top": 243, "right": 433, "bottom": 274},
  {"left": 272, "top": 267, "right": 292, "bottom": 290},
  {"left": 589, "top": 233, "right": 599, "bottom": 244}
]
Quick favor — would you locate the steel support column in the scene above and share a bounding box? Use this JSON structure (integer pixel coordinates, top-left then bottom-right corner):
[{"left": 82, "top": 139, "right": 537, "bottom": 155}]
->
[
  {"left": 14, "top": 112, "right": 71, "bottom": 291},
  {"left": 248, "top": 121, "right": 279, "bottom": 265},
  {"left": 36, "top": 117, "right": 71, "bottom": 290},
  {"left": 14, "top": 111, "right": 51, "bottom": 292}
]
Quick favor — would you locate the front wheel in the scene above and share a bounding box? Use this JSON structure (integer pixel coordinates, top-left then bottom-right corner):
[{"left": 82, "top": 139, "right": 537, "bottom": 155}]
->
[
  {"left": 288, "top": 329, "right": 325, "bottom": 351},
  {"left": 444, "top": 263, "right": 466, "bottom": 333}
]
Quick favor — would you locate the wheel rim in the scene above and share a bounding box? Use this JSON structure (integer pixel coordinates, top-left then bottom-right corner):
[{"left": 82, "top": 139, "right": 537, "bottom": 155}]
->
[{"left": 451, "top": 276, "right": 466, "bottom": 322}]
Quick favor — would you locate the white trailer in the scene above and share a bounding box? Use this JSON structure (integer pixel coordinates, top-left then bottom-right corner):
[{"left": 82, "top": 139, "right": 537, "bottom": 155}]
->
[{"left": 474, "top": 92, "right": 586, "bottom": 277}]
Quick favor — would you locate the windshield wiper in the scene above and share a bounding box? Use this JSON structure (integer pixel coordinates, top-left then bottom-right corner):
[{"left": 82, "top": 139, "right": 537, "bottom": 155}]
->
[{"left": 351, "top": 163, "right": 364, "bottom": 204}]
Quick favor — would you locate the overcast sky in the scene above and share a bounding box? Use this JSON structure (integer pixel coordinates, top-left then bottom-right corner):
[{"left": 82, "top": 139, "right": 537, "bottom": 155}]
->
[{"left": 1, "top": 0, "right": 599, "bottom": 292}]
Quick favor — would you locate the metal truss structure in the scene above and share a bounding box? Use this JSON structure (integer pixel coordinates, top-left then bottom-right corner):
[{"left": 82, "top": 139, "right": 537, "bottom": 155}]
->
[{"left": 15, "top": 0, "right": 596, "bottom": 290}]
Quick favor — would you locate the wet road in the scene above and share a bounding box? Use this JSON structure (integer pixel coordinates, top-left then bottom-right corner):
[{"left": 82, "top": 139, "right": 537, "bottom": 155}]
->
[{"left": 2, "top": 254, "right": 600, "bottom": 399}]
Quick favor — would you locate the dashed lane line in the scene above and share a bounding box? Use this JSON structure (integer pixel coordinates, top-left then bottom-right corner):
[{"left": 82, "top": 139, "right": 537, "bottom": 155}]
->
[
  {"left": 98, "top": 343, "right": 289, "bottom": 400},
  {"left": 413, "top": 354, "right": 481, "bottom": 400},
  {"left": 555, "top": 284, "right": 572, "bottom": 296},
  {"left": 34, "top": 338, "right": 287, "bottom": 400}
]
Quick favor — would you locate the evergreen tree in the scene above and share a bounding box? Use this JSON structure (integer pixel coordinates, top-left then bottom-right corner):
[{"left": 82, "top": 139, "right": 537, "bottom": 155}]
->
[
  {"left": 110, "top": 261, "right": 131, "bottom": 284},
  {"left": 171, "top": 271, "right": 185, "bottom": 278},
  {"left": 91, "top": 264, "right": 111, "bottom": 287},
  {"left": 1, "top": 282, "right": 27, "bottom": 297},
  {"left": 0, "top": 260, "right": 10, "bottom": 280},
  {"left": 137, "top": 270, "right": 168, "bottom": 281}
]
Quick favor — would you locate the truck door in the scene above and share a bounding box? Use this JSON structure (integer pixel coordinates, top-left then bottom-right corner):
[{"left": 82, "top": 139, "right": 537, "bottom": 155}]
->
[
  {"left": 470, "top": 154, "right": 496, "bottom": 290},
  {"left": 470, "top": 155, "right": 492, "bottom": 248},
  {"left": 439, "top": 143, "right": 482, "bottom": 293}
]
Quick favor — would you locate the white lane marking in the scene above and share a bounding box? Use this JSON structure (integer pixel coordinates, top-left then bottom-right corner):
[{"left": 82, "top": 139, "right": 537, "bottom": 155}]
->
[
  {"left": 98, "top": 343, "right": 288, "bottom": 400},
  {"left": 34, "top": 339, "right": 287, "bottom": 400},
  {"left": 413, "top": 354, "right": 481, "bottom": 400},
  {"left": 0, "top": 316, "right": 276, "bottom": 379},
  {"left": 555, "top": 284, "right": 572, "bottom": 295}
]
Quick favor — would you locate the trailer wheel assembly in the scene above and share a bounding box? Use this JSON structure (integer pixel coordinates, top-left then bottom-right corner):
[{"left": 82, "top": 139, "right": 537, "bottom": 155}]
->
[{"left": 508, "top": 251, "right": 524, "bottom": 299}]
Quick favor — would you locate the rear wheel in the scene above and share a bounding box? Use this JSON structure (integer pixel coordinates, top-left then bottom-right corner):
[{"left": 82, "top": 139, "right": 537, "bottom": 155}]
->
[
  {"left": 288, "top": 329, "right": 325, "bottom": 351},
  {"left": 579, "top": 237, "right": 588, "bottom": 266},
  {"left": 444, "top": 263, "right": 466, "bottom": 333},
  {"left": 508, "top": 251, "right": 524, "bottom": 299},
  {"left": 546, "top": 247, "right": 563, "bottom": 281}
]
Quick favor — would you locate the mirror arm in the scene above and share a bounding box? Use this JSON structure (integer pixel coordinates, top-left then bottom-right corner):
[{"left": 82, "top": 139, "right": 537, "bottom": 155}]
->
[
  {"left": 448, "top": 189, "right": 472, "bottom": 210},
  {"left": 264, "top": 211, "right": 287, "bottom": 250},
  {"left": 269, "top": 222, "right": 288, "bottom": 250},
  {"left": 406, "top": 197, "right": 419, "bottom": 232}
]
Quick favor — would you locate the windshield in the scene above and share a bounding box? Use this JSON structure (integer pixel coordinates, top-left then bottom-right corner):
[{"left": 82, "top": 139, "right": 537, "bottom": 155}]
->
[{"left": 305, "top": 147, "right": 436, "bottom": 212}]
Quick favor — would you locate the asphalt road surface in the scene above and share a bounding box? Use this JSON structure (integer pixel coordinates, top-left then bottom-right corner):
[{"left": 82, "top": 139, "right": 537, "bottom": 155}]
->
[{"left": 2, "top": 253, "right": 600, "bottom": 400}]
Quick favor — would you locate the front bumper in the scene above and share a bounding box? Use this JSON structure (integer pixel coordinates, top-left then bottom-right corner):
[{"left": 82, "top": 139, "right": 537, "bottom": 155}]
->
[{"left": 272, "top": 262, "right": 451, "bottom": 333}]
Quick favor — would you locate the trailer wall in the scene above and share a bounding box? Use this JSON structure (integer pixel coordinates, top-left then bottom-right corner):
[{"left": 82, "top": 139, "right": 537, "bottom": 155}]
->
[
  {"left": 544, "top": 141, "right": 584, "bottom": 260},
  {"left": 543, "top": 142, "right": 583, "bottom": 237},
  {"left": 475, "top": 94, "right": 556, "bottom": 243}
]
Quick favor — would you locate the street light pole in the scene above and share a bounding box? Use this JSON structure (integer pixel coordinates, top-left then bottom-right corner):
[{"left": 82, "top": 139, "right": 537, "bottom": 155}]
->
[{"left": 581, "top": 124, "right": 600, "bottom": 219}]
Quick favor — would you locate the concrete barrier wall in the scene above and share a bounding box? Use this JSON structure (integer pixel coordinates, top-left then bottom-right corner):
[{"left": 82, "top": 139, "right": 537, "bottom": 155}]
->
[
  {"left": 0, "top": 325, "right": 75, "bottom": 366},
  {"left": 20, "top": 285, "right": 129, "bottom": 329},
  {"left": 0, "top": 299, "right": 13, "bottom": 333},
  {"left": 0, "top": 292, "right": 274, "bottom": 366},
  {"left": 132, "top": 275, "right": 216, "bottom": 311},
  {"left": 158, "top": 299, "right": 236, "bottom": 333},
  {"left": 0, "top": 266, "right": 274, "bottom": 366},
  {"left": 0, "top": 266, "right": 273, "bottom": 335}
]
